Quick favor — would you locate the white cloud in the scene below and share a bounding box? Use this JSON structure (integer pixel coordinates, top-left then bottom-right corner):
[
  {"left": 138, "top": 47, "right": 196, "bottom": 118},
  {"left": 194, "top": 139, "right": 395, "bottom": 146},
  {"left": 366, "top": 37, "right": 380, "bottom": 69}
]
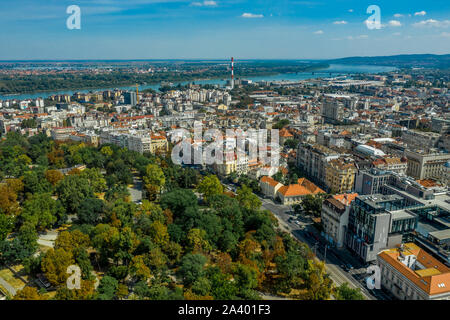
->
[
  {"left": 388, "top": 20, "right": 402, "bottom": 27},
  {"left": 414, "top": 11, "right": 426, "bottom": 16},
  {"left": 333, "top": 20, "right": 347, "bottom": 25},
  {"left": 241, "top": 13, "right": 264, "bottom": 18},
  {"left": 413, "top": 19, "right": 450, "bottom": 28},
  {"left": 364, "top": 19, "right": 384, "bottom": 29},
  {"left": 393, "top": 13, "right": 403, "bottom": 18},
  {"left": 348, "top": 9, "right": 353, "bottom": 13},
  {"left": 203, "top": 0, "right": 217, "bottom": 6},
  {"left": 393, "top": 32, "right": 402, "bottom": 36},
  {"left": 346, "top": 35, "right": 368, "bottom": 40},
  {"left": 190, "top": 1, "right": 217, "bottom": 7},
  {"left": 313, "top": 30, "right": 324, "bottom": 34}
]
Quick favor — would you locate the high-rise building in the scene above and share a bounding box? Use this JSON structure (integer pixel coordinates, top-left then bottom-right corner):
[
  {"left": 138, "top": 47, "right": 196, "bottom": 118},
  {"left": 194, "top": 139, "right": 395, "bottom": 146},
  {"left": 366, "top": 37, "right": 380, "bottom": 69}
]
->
[
  {"left": 344, "top": 194, "right": 418, "bottom": 262},
  {"left": 322, "top": 99, "right": 345, "bottom": 124},
  {"left": 124, "top": 92, "right": 137, "bottom": 107}
]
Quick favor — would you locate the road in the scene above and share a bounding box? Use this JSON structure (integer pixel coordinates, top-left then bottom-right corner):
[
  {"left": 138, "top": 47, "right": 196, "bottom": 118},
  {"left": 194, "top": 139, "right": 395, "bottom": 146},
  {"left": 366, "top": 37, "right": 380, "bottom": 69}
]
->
[
  {"left": 0, "top": 275, "right": 16, "bottom": 296},
  {"left": 128, "top": 176, "right": 143, "bottom": 203}
]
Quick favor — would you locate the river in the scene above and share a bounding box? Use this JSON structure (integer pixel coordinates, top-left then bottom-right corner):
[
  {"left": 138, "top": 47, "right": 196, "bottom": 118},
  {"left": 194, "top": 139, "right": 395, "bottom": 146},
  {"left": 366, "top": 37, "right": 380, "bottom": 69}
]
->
[{"left": 0, "top": 64, "right": 396, "bottom": 101}]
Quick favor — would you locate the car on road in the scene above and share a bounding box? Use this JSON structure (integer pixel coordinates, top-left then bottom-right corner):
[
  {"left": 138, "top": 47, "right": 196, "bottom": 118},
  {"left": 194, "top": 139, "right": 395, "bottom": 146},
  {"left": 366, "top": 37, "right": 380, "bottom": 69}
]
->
[{"left": 346, "top": 264, "right": 354, "bottom": 271}]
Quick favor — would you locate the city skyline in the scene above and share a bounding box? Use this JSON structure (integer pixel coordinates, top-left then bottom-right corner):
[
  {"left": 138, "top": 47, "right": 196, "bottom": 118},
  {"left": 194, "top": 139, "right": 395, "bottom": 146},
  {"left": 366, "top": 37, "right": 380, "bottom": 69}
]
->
[{"left": 1, "top": 0, "right": 449, "bottom": 60}]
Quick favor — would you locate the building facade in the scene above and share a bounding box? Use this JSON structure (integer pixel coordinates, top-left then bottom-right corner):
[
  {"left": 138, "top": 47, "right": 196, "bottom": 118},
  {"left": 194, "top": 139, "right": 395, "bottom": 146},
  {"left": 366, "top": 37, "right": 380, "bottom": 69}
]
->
[{"left": 378, "top": 243, "right": 450, "bottom": 300}]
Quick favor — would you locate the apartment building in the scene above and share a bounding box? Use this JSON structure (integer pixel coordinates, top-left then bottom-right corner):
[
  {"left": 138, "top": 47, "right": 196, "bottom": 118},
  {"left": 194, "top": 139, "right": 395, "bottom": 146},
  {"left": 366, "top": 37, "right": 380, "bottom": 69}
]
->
[
  {"left": 405, "top": 149, "right": 450, "bottom": 180},
  {"left": 321, "top": 193, "right": 358, "bottom": 248},
  {"left": 322, "top": 99, "right": 345, "bottom": 124},
  {"left": 213, "top": 152, "right": 249, "bottom": 177},
  {"left": 402, "top": 130, "right": 441, "bottom": 149},
  {"left": 372, "top": 157, "right": 408, "bottom": 175},
  {"left": 378, "top": 243, "right": 450, "bottom": 300},
  {"left": 51, "top": 127, "right": 75, "bottom": 141},
  {"left": 128, "top": 135, "right": 152, "bottom": 154},
  {"left": 127, "top": 134, "right": 168, "bottom": 154},
  {"left": 297, "top": 143, "right": 340, "bottom": 188},
  {"left": 325, "top": 158, "right": 357, "bottom": 194},
  {"left": 150, "top": 134, "right": 169, "bottom": 154}
]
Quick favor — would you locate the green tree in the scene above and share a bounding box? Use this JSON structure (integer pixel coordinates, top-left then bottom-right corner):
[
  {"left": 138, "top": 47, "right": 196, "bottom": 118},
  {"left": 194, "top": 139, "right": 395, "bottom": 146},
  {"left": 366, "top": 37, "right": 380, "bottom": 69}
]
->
[
  {"left": 237, "top": 185, "right": 262, "bottom": 210},
  {"left": 56, "top": 175, "right": 95, "bottom": 214},
  {"left": 177, "top": 253, "right": 207, "bottom": 287},
  {"left": 284, "top": 138, "right": 300, "bottom": 149},
  {"left": 21, "top": 193, "right": 66, "bottom": 231},
  {"left": 13, "top": 287, "right": 47, "bottom": 300},
  {"left": 80, "top": 168, "right": 107, "bottom": 194},
  {"left": 160, "top": 189, "right": 198, "bottom": 216},
  {"left": 45, "top": 169, "right": 64, "bottom": 186},
  {"left": 197, "top": 175, "right": 223, "bottom": 202},
  {"left": 186, "top": 228, "right": 211, "bottom": 253},
  {"left": 234, "top": 263, "right": 258, "bottom": 291},
  {"left": 149, "top": 220, "right": 170, "bottom": 247},
  {"left": 335, "top": 283, "right": 365, "bottom": 300},
  {"left": 143, "top": 164, "right": 166, "bottom": 201},
  {"left": 0, "top": 213, "right": 14, "bottom": 241},
  {"left": 97, "top": 275, "right": 119, "bottom": 300},
  {"left": 0, "top": 225, "right": 39, "bottom": 265},
  {"left": 41, "top": 248, "right": 75, "bottom": 287},
  {"left": 192, "top": 277, "right": 211, "bottom": 296},
  {"left": 206, "top": 266, "right": 238, "bottom": 300},
  {"left": 77, "top": 198, "right": 104, "bottom": 225},
  {"left": 301, "top": 194, "right": 325, "bottom": 217}
]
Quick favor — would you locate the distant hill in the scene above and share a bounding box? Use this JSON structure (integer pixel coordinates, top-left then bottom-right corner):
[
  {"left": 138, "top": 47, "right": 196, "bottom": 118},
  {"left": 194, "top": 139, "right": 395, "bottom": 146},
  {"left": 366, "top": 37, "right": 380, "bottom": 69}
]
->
[{"left": 327, "top": 54, "right": 450, "bottom": 69}]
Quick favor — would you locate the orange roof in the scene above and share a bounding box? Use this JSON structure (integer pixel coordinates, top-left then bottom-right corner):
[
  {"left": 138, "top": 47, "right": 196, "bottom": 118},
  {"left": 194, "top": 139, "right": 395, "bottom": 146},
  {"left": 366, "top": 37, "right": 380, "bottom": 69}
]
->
[
  {"left": 278, "top": 178, "right": 324, "bottom": 197},
  {"left": 260, "top": 176, "right": 281, "bottom": 188},
  {"left": 333, "top": 193, "right": 358, "bottom": 206},
  {"left": 279, "top": 129, "right": 293, "bottom": 138},
  {"left": 417, "top": 179, "right": 441, "bottom": 188},
  {"left": 379, "top": 243, "right": 450, "bottom": 297}
]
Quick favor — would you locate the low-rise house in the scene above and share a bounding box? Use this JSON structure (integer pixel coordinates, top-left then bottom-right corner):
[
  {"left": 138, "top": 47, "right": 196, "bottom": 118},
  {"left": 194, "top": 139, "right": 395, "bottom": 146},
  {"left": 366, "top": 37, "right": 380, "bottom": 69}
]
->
[
  {"left": 260, "top": 176, "right": 283, "bottom": 199},
  {"left": 276, "top": 178, "right": 325, "bottom": 205}
]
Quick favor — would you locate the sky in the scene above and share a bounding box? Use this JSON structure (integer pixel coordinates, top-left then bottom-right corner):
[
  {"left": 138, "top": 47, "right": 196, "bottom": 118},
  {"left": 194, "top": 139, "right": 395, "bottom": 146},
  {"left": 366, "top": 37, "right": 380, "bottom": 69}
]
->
[{"left": 0, "top": 0, "right": 449, "bottom": 60}]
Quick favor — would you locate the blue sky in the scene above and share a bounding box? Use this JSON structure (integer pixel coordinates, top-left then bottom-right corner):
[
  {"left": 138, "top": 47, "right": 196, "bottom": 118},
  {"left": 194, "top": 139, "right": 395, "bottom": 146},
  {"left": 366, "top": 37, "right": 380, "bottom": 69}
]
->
[{"left": 0, "top": 0, "right": 449, "bottom": 60}]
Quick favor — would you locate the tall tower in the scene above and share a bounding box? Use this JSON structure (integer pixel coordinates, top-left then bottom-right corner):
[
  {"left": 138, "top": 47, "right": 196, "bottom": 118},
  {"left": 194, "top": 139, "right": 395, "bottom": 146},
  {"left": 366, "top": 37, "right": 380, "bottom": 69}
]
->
[
  {"left": 136, "top": 84, "right": 140, "bottom": 104},
  {"left": 231, "top": 57, "right": 234, "bottom": 90}
]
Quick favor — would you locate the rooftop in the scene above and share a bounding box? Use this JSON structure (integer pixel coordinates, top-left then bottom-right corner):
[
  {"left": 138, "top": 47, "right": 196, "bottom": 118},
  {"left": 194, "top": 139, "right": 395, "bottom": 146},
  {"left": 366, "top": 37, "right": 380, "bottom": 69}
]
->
[{"left": 378, "top": 243, "right": 450, "bottom": 296}]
